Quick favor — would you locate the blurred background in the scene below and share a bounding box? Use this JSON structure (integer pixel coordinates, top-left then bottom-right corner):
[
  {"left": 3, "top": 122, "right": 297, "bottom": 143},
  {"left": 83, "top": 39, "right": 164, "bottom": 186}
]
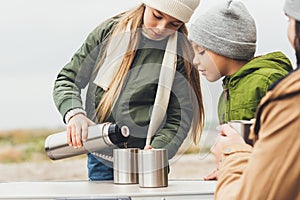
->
[{"left": 0, "top": 0, "right": 296, "bottom": 180}]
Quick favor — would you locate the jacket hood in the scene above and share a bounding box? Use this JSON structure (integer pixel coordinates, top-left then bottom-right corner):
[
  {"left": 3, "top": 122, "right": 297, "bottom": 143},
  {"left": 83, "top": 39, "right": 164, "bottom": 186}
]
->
[
  {"left": 253, "top": 69, "right": 300, "bottom": 136},
  {"left": 228, "top": 52, "right": 293, "bottom": 82}
]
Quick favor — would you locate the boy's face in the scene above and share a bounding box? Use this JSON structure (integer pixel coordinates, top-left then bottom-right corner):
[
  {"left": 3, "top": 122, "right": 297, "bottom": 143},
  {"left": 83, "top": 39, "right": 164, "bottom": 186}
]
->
[
  {"left": 287, "top": 16, "right": 296, "bottom": 49},
  {"left": 191, "top": 42, "right": 222, "bottom": 82}
]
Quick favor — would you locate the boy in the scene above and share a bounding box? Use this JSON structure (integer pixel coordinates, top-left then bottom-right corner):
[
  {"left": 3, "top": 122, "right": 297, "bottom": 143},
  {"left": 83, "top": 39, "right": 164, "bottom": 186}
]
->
[{"left": 189, "top": 0, "right": 293, "bottom": 124}]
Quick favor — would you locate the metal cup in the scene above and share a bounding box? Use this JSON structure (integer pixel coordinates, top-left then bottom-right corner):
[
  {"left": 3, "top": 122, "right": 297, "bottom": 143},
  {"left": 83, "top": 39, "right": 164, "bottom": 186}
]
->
[
  {"left": 228, "top": 120, "right": 253, "bottom": 145},
  {"left": 113, "top": 148, "right": 139, "bottom": 184},
  {"left": 138, "top": 149, "right": 168, "bottom": 188}
]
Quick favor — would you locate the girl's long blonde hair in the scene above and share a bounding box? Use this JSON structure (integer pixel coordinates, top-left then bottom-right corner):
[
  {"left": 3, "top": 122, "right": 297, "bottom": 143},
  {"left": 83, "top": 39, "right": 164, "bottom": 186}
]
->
[{"left": 94, "top": 4, "right": 204, "bottom": 144}]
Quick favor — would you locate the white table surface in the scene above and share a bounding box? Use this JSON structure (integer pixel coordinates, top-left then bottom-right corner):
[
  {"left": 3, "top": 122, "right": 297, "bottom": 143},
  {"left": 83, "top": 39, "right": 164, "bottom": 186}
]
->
[{"left": 0, "top": 179, "right": 216, "bottom": 199}]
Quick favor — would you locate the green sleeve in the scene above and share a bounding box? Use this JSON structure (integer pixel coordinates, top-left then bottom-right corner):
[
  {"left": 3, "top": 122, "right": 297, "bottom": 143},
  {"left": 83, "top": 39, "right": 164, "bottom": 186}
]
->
[{"left": 53, "top": 19, "right": 116, "bottom": 122}]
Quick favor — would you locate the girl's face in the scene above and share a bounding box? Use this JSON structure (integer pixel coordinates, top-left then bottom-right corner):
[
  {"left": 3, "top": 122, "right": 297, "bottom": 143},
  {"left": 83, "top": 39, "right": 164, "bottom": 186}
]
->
[
  {"left": 287, "top": 16, "right": 296, "bottom": 49},
  {"left": 143, "top": 6, "right": 183, "bottom": 40},
  {"left": 191, "top": 42, "right": 223, "bottom": 82}
]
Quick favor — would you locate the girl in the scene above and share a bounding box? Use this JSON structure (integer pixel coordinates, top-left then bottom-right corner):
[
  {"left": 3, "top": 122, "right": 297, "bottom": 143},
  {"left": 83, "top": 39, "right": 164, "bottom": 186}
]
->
[{"left": 53, "top": 0, "right": 204, "bottom": 181}]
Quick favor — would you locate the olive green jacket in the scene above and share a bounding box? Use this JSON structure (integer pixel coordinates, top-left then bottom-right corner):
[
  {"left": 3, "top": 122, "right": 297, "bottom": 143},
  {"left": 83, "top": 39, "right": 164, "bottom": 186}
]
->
[
  {"left": 53, "top": 17, "right": 195, "bottom": 158},
  {"left": 218, "top": 52, "right": 293, "bottom": 123}
]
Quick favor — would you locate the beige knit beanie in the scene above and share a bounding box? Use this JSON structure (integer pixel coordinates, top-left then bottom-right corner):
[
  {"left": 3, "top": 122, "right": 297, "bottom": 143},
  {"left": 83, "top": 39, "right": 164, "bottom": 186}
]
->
[{"left": 141, "top": 0, "right": 200, "bottom": 23}]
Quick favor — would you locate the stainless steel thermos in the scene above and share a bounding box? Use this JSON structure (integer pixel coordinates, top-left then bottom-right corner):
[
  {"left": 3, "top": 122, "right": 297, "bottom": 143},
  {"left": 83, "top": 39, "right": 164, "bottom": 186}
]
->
[{"left": 45, "top": 123, "right": 130, "bottom": 160}]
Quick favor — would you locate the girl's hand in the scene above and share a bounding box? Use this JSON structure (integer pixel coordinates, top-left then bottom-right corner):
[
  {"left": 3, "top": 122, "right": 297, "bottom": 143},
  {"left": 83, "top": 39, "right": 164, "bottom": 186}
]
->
[
  {"left": 67, "top": 113, "right": 95, "bottom": 148},
  {"left": 210, "top": 124, "right": 246, "bottom": 165},
  {"left": 144, "top": 145, "right": 153, "bottom": 150}
]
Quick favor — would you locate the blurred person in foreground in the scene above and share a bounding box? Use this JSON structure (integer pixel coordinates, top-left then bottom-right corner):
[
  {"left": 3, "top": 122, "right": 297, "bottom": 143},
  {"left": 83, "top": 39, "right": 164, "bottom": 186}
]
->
[{"left": 206, "top": 0, "right": 300, "bottom": 199}]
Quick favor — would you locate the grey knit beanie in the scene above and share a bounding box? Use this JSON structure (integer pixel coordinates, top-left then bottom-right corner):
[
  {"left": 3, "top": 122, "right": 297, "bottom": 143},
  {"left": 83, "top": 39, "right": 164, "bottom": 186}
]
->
[
  {"left": 142, "top": 0, "right": 200, "bottom": 23},
  {"left": 284, "top": 0, "right": 300, "bottom": 21},
  {"left": 189, "top": 0, "right": 257, "bottom": 60}
]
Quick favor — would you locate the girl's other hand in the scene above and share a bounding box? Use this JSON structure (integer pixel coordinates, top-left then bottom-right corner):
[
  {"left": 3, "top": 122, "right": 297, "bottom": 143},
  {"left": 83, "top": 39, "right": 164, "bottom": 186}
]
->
[{"left": 144, "top": 145, "right": 153, "bottom": 150}]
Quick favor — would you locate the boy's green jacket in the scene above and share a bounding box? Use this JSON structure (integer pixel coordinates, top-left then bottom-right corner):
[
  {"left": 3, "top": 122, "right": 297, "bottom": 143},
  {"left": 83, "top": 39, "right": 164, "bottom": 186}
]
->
[
  {"left": 218, "top": 52, "right": 293, "bottom": 123},
  {"left": 53, "top": 17, "right": 195, "bottom": 159}
]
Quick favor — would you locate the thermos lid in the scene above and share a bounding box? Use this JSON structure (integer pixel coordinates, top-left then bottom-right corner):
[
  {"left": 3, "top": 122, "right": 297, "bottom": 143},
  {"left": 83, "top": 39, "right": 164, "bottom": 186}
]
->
[{"left": 108, "top": 124, "right": 130, "bottom": 145}]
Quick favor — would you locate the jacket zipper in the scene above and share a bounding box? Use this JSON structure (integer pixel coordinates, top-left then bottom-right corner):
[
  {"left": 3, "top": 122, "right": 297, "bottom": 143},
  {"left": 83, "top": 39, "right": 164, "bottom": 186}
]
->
[{"left": 224, "top": 81, "right": 230, "bottom": 122}]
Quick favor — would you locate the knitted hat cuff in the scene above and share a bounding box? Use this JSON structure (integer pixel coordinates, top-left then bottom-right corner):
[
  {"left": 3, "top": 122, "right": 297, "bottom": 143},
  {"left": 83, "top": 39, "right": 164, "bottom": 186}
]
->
[
  {"left": 142, "top": 0, "right": 199, "bottom": 23},
  {"left": 189, "top": 24, "right": 256, "bottom": 60}
]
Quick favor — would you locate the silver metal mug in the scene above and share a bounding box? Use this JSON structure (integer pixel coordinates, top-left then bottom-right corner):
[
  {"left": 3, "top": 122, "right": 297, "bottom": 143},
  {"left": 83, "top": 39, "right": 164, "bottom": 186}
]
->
[
  {"left": 113, "top": 148, "right": 139, "bottom": 184},
  {"left": 228, "top": 120, "right": 253, "bottom": 145},
  {"left": 138, "top": 149, "right": 168, "bottom": 188}
]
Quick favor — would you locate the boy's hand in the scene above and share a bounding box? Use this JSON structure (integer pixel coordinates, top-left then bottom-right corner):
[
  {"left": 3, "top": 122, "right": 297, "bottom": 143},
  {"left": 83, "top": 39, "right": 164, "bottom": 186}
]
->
[{"left": 211, "top": 124, "right": 246, "bottom": 165}]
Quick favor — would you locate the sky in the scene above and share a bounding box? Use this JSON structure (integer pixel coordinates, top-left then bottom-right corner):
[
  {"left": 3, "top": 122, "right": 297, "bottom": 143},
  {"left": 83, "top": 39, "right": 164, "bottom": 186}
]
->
[{"left": 0, "top": 0, "right": 295, "bottom": 131}]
